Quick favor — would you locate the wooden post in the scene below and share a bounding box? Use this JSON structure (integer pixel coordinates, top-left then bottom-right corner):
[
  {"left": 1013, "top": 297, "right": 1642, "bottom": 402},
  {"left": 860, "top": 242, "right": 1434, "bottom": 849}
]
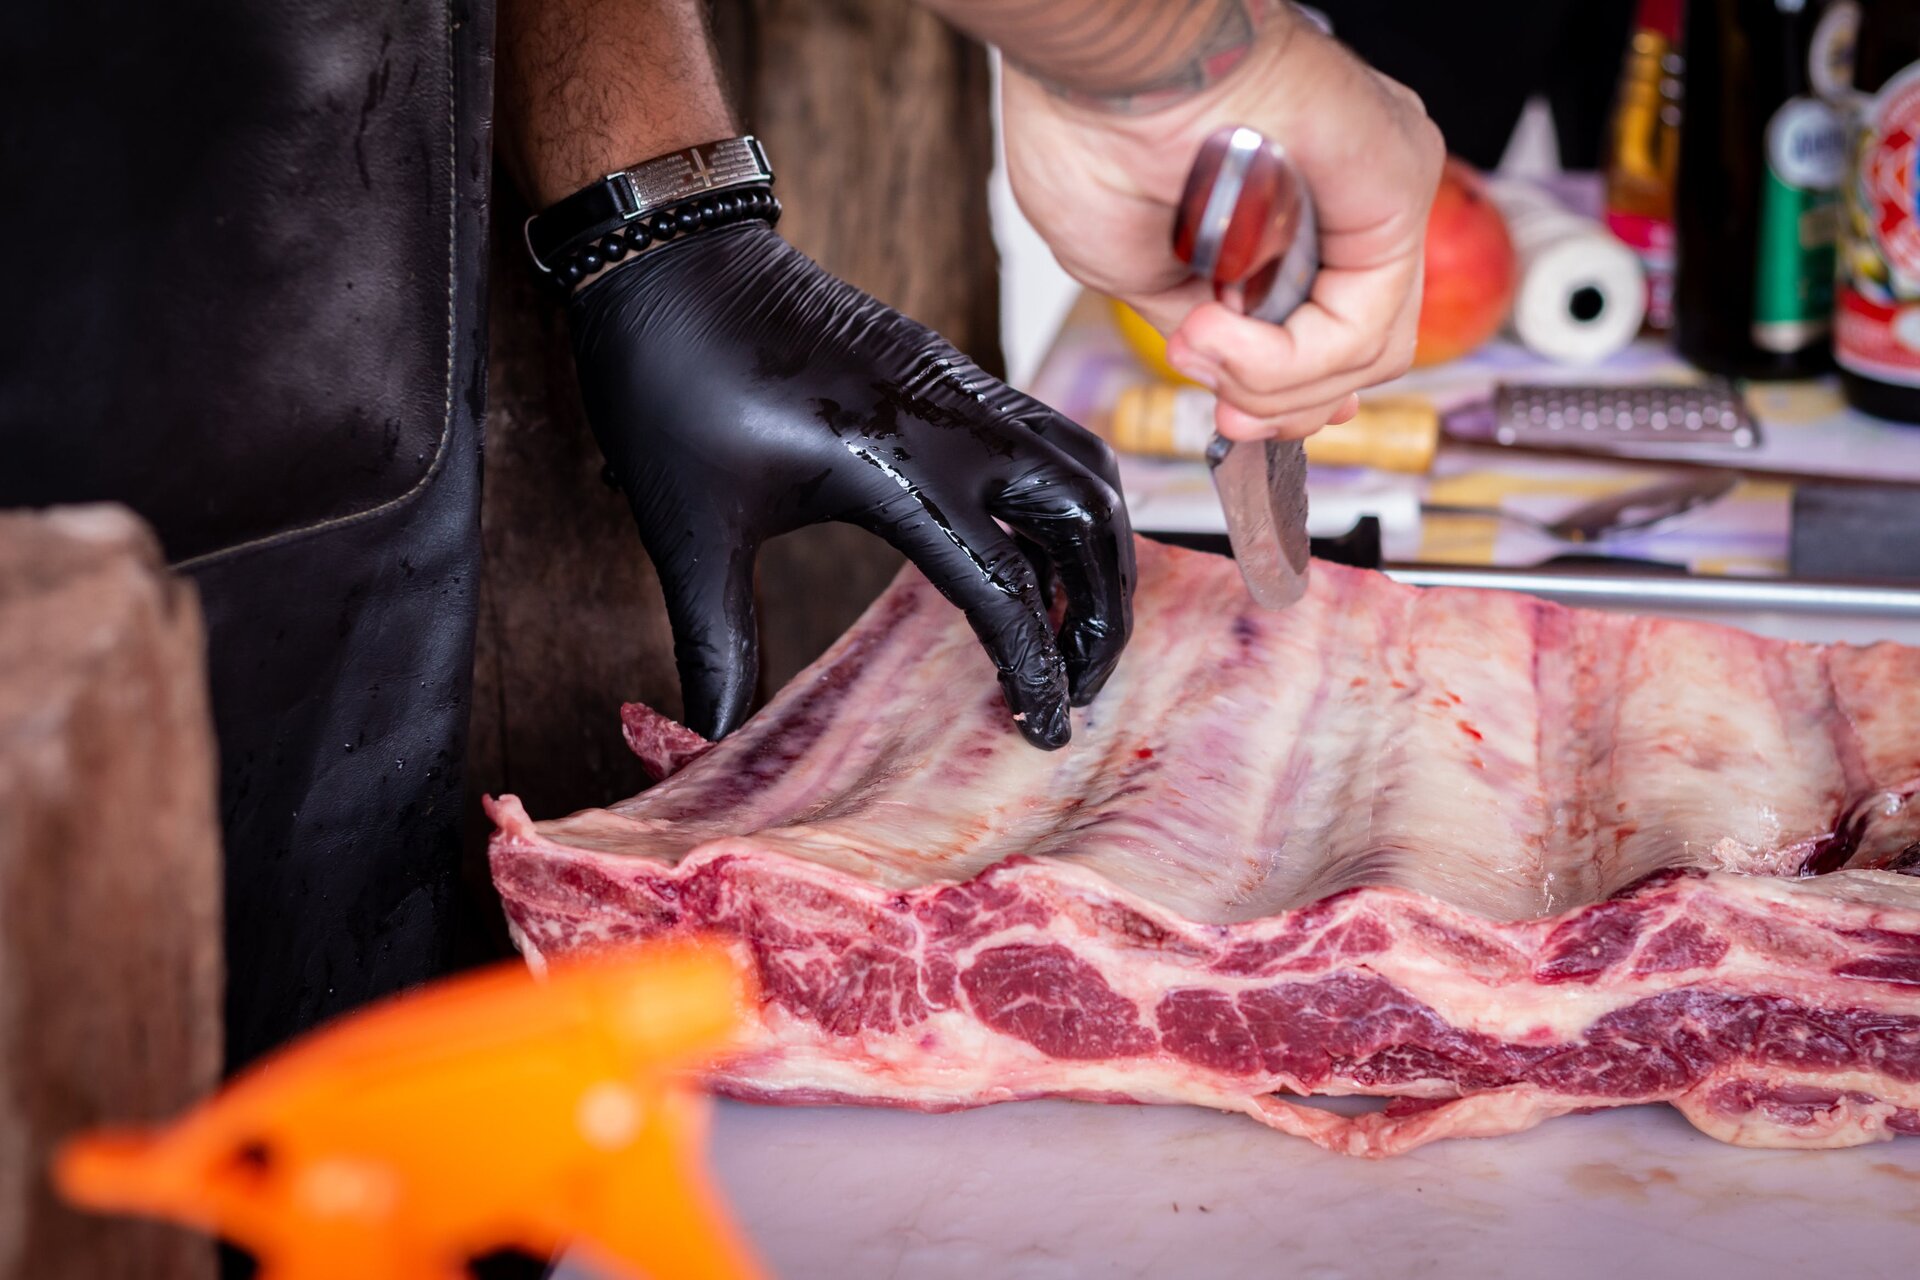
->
[{"left": 0, "top": 506, "right": 221, "bottom": 1280}]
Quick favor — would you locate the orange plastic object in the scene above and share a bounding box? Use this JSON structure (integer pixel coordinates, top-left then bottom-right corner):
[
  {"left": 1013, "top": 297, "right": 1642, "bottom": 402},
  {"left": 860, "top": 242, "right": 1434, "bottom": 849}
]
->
[{"left": 54, "top": 939, "right": 764, "bottom": 1280}]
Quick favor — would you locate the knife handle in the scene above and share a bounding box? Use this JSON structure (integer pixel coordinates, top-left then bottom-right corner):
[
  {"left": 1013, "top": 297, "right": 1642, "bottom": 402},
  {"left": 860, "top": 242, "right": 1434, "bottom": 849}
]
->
[
  {"left": 1173, "top": 127, "right": 1319, "bottom": 326},
  {"left": 1174, "top": 127, "right": 1320, "bottom": 610}
]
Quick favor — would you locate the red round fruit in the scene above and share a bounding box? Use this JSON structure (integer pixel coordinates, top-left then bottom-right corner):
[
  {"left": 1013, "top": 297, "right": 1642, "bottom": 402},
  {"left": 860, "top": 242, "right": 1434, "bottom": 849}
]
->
[{"left": 1413, "top": 160, "right": 1519, "bottom": 367}]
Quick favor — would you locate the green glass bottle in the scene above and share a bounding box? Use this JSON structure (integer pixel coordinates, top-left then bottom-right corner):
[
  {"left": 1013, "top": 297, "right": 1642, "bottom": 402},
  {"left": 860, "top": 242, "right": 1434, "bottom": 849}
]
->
[{"left": 1675, "top": 0, "right": 1851, "bottom": 378}]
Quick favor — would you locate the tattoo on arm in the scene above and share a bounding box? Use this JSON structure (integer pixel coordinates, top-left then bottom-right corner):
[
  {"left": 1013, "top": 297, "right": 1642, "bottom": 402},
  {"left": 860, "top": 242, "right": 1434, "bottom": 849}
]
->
[{"left": 925, "top": 0, "right": 1288, "bottom": 112}]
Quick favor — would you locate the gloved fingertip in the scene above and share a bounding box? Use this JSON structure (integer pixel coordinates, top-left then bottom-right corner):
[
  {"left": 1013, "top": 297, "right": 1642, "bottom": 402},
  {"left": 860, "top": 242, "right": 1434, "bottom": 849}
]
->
[
  {"left": 693, "top": 704, "right": 745, "bottom": 742},
  {"left": 679, "top": 664, "right": 755, "bottom": 742},
  {"left": 681, "top": 704, "right": 725, "bottom": 743},
  {"left": 1067, "top": 660, "right": 1116, "bottom": 708},
  {"left": 1060, "top": 619, "right": 1125, "bottom": 708},
  {"left": 1029, "top": 703, "right": 1072, "bottom": 750},
  {"left": 1002, "top": 674, "right": 1071, "bottom": 750}
]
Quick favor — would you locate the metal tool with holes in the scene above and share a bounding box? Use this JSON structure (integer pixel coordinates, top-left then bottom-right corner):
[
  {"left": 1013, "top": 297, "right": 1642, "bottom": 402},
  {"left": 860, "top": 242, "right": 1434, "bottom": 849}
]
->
[{"left": 1445, "top": 381, "right": 1761, "bottom": 453}]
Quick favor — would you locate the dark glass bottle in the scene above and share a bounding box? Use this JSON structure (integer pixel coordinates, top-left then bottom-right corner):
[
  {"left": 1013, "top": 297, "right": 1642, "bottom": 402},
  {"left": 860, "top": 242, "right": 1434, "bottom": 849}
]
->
[
  {"left": 1836, "top": 0, "right": 1920, "bottom": 423},
  {"left": 1674, "top": 0, "right": 1849, "bottom": 378}
]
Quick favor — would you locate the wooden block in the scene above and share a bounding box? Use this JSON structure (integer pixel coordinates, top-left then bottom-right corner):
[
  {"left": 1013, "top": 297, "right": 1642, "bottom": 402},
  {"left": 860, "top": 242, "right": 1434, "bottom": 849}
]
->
[{"left": 0, "top": 506, "right": 220, "bottom": 1280}]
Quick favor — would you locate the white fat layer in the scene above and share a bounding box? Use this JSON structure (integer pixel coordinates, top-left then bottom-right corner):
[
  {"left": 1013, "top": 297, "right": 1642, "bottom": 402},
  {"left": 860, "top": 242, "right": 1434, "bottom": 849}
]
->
[
  {"left": 494, "top": 541, "right": 1920, "bottom": 1155},
  {"left": 519, "top": 543, "right": 1920, "bottom": 927}
]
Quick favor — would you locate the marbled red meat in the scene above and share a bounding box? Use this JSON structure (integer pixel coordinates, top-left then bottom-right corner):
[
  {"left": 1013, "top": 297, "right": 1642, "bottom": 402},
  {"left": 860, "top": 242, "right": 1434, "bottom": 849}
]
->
[{"left": 488, "top": 539, "right": 1920, "bottom": 1155}]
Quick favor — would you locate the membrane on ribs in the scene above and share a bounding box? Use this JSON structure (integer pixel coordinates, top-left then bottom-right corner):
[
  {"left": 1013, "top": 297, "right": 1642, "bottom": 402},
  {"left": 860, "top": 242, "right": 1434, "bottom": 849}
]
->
[{"left": 489, "top": 539, "right": 1920, "bottom": 1156}]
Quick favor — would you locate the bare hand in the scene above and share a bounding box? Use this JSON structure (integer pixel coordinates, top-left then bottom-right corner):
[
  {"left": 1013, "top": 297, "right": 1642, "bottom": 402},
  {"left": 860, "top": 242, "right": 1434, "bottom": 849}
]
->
[{"left": 1001, "top": 19, "right": 1444, "bottom": 441}]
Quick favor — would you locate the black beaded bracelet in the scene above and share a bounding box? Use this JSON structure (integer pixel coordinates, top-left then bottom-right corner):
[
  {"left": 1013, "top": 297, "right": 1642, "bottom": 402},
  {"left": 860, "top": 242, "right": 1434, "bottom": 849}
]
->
[
  {"left": 543, "top": 185, "right": 783, "bottom": 292},
  {"left": 525, "top": 136, "right": 774, "bottom": 277}
]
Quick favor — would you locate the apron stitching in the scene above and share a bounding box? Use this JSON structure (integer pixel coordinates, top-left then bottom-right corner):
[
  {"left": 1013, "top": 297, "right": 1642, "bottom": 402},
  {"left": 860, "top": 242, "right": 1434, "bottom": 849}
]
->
[{"left": 173, "top": 1, "right": 466, "bottom": 575}]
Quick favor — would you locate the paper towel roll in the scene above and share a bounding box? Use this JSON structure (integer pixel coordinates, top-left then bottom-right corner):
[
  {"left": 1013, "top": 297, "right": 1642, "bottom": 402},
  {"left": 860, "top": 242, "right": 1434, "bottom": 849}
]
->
[{"left": 1489, "top": 178, "right": 1647, "bottom": 364}]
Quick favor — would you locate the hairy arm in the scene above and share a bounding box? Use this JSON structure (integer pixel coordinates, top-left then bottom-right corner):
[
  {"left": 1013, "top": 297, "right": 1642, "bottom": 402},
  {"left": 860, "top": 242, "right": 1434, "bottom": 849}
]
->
[
  {"left": 942, "top": 0, "right": 1442, "bottom": 439},
  {"left": 491, "top": 0, "right": 1139, "bottom": 747},
  {"left": 496, "top": 0, "right": 738, "bottom": 207},
  {"left": 921, "top": 0, "right": 1299, "bottom": 111}
]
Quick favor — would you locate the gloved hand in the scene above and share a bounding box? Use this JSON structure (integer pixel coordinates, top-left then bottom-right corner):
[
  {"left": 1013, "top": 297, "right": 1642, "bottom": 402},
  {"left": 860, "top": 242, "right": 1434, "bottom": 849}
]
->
[{"left": 568, "top": 222, "right": 1135, "bottom": 750}]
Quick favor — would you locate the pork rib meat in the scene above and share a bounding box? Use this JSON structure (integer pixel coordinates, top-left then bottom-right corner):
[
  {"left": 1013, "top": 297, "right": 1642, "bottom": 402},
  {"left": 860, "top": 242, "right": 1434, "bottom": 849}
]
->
[{"left": 489, "top": 539, "right": 1920, "bottom": 1156}]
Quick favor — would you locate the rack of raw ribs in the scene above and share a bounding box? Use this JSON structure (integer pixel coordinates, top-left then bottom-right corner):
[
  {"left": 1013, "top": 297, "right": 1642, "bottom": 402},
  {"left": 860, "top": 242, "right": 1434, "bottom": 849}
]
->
[{"left": 490, "top": 538, "right": 1920, "bottom": 1156}]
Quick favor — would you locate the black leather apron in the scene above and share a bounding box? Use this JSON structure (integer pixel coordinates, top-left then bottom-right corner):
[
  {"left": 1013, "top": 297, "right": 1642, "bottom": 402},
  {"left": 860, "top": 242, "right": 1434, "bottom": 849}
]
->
[{"left": 0, "top": 0, "right": 496, "bottom": 1070}]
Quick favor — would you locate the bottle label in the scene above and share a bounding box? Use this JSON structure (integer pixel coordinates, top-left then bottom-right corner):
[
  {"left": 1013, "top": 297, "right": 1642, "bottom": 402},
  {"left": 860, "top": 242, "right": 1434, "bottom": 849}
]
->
[
  {"left": 1753, "top": 96, "right": 1846, "bottom": 352},
  {"left": 1810, "top": 0, "right": 1860, "bottom": 101},
  {"left": 1837, "top": 60, "right": 1920, "bottom": 386},
  {"left": 1606, "top": 210, "right": 1676, "bottom": 330}
]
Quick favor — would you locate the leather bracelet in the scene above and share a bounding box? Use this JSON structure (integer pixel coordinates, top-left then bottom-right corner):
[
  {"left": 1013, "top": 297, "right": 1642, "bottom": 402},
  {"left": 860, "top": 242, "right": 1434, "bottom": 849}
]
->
[
  {"left": 540, "top": 185, "right": 783, "bottom": 292},
  {"left": 523, "top": 136, "right": 775, "bottom": 281}
]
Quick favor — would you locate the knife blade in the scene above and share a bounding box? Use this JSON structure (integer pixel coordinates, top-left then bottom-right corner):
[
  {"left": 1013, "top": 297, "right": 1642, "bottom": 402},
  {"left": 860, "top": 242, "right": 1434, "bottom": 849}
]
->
[
  {"left": 1205, "top": 433, "right": 1312, "bottom": 607},
  {"left": 1173, "top": 126, "right": 1320, "bottom": 609}
]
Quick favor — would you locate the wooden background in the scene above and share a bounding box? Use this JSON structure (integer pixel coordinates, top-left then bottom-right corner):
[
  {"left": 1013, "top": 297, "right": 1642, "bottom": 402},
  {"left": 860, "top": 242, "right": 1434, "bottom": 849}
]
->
[{"left": 467, "top": 1, "right": 1002, "bottom": 837}]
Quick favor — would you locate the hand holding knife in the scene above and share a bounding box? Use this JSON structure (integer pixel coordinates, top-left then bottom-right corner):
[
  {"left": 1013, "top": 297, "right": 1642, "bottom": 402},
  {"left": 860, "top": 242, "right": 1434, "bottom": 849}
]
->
[{"left": 1172, "top": 126, "right": 1319, "bottom": 610}]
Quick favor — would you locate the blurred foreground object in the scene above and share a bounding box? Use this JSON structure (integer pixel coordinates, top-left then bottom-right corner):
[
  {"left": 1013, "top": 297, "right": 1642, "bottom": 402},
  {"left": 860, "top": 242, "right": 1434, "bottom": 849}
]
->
[
  {"left": 0, "top": 505, "right": 221, "bottom": 1280},
  {"left": 55, "top": 940, "right": 761, "bottom": 1280},
  {"left": 1412, "top": 161, "right": 1518, "bottom": 366}
]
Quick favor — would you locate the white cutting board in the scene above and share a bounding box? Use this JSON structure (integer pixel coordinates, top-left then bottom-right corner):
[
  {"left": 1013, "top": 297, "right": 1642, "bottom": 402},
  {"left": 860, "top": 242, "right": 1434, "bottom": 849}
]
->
[
  {"left": 559, "top": 603, "right": 1920, "bottom": 1280},
  {"left": 704, "top": 1097, "right": 1920, "bottom": 1279}
]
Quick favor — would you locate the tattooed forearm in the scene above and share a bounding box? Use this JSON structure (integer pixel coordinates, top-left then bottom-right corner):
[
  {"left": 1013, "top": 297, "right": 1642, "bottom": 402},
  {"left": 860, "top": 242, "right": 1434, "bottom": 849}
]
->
[{"left": 925, "top": 0, "right": 1292, "bottom": 112}]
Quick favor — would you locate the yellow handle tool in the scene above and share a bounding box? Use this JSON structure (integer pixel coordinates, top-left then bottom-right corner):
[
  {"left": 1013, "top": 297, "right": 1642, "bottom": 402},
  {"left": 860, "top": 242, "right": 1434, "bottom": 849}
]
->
[{"left": 1109, "top": 383, "right": 1442, "bottom": 474}]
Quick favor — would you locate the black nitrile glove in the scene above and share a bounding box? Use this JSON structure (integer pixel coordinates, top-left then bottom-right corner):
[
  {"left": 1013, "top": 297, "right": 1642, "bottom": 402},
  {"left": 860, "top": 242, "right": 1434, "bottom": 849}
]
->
[{"left": 568, "top": 223, "right": 1136, "bottom": 750}]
